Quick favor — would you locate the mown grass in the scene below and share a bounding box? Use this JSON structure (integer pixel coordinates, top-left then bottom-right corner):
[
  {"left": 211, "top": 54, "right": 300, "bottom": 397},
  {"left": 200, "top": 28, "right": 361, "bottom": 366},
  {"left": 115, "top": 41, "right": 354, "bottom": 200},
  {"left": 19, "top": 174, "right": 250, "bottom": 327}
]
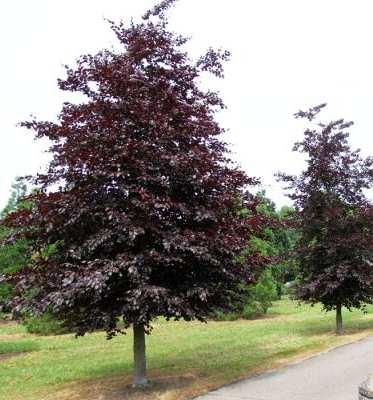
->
[
  {"left": 1, "top": 299, "right": 372, "bottom": 400},
  {"left": 0, "top": 340, "right": 38, "bottom": 355}
]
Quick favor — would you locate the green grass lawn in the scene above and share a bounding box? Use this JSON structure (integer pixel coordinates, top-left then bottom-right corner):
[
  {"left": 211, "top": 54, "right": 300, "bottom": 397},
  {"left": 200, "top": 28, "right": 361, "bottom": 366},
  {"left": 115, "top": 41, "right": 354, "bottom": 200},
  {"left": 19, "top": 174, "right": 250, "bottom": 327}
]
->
[{"left": 1, "top": 299, "right": 373, "bottom": 400}]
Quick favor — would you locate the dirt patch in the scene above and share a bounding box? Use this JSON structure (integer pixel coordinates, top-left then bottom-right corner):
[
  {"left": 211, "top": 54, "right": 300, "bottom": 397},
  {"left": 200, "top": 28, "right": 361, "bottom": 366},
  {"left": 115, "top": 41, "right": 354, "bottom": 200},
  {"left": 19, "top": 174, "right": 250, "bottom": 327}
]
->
[
  {"left": 0, "top": 333, "right": 27, "bottom": 340},
  {"left": 0, "top": 352, "right": 28, "bottom": 362},
  {"left": 45, "top": 372, "right": 203, "bottom": 400},
  {"left": 0, "top": 320, "right": 13, "bottom": 326}
]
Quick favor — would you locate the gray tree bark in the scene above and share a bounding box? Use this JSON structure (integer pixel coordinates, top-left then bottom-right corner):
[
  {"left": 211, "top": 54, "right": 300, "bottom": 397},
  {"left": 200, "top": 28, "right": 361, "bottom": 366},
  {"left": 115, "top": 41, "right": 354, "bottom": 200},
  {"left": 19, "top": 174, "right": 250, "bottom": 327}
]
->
[
  {"left": 336, "top": 303, "right": 344, "bottom": 335},
  {"left": 133, "top": 324, "right": 147, "bottom": 386}
]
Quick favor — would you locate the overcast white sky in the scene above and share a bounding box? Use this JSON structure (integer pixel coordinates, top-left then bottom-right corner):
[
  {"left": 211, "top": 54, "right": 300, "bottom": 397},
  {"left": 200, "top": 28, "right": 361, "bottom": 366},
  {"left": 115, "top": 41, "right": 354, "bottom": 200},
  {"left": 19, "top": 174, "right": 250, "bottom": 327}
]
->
[{"left": 1, "top": 0, "right": 373, "bottom": 210}]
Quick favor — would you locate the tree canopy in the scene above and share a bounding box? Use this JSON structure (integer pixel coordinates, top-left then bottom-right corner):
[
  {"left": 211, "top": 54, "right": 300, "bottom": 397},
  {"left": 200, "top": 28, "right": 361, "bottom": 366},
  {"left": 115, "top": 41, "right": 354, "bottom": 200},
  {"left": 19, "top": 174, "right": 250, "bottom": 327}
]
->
[{"left": 2, "top": 0, "right": 268, "bottom": 384}]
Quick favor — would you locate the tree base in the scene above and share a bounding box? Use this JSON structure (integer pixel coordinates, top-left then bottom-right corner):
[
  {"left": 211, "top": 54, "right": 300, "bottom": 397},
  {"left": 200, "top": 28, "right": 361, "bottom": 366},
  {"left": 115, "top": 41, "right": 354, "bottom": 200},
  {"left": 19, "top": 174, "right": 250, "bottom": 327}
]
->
[{"left": 132, "top": 379, "right": 150, "bottom": 389}]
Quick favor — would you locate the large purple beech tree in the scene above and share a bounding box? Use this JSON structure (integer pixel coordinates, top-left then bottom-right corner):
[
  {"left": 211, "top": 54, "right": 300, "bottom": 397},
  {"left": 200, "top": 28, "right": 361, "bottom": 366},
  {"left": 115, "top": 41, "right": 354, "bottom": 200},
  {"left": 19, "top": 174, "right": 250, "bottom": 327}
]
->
[
  {"left": 3, "top": 0, "right": 267, "bottom": 385},
  {"left": 278, "top": 104, "right": 373, "bottom": 335}
]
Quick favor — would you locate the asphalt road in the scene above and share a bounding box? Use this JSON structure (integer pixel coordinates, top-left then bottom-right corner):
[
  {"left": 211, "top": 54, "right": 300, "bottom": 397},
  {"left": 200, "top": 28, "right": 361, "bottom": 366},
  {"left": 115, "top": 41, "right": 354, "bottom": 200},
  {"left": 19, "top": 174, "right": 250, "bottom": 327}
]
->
[{"left": 195, "top": 336, "right": 373, "bottom": 400}]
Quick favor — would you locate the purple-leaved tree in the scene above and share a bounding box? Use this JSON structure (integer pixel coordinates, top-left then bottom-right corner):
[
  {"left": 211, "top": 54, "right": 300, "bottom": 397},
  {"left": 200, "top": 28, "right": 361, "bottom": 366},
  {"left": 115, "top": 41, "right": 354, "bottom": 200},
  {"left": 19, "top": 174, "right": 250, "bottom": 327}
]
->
[
  {"left": 3, "top": 0, "right": 267, "bottom": 385},
  {"left": 278, "top": 104, "right": 373, "bottom": 335}
]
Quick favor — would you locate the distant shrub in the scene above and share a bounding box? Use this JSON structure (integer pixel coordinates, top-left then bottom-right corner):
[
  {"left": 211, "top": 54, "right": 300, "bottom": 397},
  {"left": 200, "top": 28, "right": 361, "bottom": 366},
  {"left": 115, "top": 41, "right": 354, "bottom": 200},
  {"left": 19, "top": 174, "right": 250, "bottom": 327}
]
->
[
  {"left": 249, "top": 269, "right": 278, "bottom": 314},
  {"left": 212, "top": 311, "right": 239, "bottom": 321},
  {"left": 22, "top": 313, "right": 67, "bottom": 335},
  {"left": 211, "top": 302, "right": 262, "bottom": 321},
  {"left": 0, "top": 283, "right": 13, "bottom": 313},
  {"left": 211, "top": 269, "right": 278, "bottom": 321},
  {"left": 275, "top": 282, "right": 284, "bottom": 299},
  {"left": 240, "top": 302, "right": 262, "bottom": 319}
]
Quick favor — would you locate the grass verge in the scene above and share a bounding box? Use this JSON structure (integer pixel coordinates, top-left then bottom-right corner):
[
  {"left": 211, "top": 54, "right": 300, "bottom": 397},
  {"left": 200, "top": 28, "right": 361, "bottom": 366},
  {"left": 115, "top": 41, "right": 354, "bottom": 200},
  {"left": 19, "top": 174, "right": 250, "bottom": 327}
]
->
[{"left": 0, "top": 299, "right": 372, "bottom": 400}]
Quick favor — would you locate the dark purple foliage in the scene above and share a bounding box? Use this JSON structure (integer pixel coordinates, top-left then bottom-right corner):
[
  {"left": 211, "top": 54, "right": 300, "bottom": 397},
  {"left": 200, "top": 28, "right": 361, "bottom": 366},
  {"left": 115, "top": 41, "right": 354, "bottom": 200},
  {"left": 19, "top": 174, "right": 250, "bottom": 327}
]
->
[
  {"left": 4, "top": 0, "right": 266, "bottom": 337},
  {"left": 278, "top": 104, "right": 373, "bottom": 312}
]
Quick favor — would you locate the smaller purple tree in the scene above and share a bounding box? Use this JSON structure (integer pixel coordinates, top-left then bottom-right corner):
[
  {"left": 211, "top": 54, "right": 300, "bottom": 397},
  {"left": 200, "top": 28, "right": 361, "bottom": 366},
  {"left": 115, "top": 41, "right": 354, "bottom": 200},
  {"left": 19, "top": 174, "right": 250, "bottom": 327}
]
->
[{"left": 278, "top": 104, "right": 373, "bottom": 335}]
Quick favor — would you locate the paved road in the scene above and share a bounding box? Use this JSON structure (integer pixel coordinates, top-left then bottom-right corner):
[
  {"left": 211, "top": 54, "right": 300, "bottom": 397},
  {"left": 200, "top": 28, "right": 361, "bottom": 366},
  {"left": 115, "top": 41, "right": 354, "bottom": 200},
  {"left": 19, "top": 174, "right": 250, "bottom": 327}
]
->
[{"left": 195, "top": 336, "right": 373, "bottom": 400}]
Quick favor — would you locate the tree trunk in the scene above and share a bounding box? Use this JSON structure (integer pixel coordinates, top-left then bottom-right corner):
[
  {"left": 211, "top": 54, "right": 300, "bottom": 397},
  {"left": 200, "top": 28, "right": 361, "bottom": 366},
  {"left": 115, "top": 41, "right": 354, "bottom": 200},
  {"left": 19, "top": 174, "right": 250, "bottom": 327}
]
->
[
  {"left": 336, "top": 303, "right": 343, "bottom": 335},
  {"left": 133, "top": 324, "right": 147, "bottom": 386}
]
